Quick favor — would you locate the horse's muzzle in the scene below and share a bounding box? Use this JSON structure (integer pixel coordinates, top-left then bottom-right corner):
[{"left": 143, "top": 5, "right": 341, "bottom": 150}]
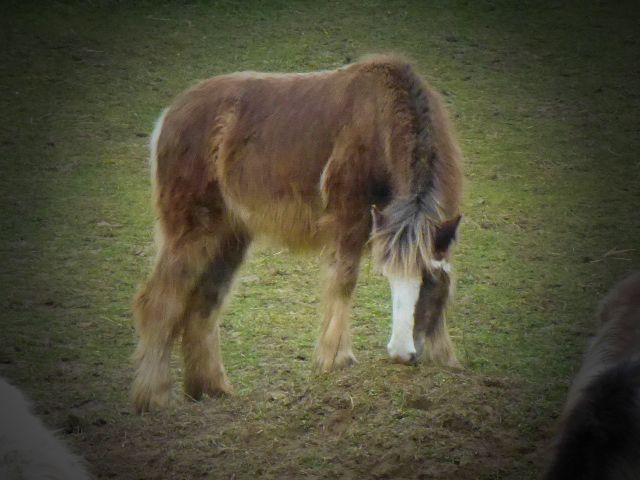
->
[{"left": 390, "top": 352, "right": 418, "bottom": 365}]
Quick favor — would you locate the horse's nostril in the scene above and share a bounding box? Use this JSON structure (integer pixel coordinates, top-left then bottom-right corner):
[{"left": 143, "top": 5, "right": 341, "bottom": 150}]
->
[{"left": 408, "top": 353, "right": 417, "bottom": 364}]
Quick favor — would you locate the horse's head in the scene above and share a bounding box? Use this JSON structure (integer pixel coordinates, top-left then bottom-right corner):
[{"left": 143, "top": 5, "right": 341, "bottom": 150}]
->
[{"left": 386, "top": 215, "right": 461, "bottom": 365}]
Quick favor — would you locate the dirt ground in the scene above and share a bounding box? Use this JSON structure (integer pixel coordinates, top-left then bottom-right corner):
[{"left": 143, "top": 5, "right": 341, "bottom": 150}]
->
[{"left": 54, "top": 360, "right": 550, "bottom": 479}]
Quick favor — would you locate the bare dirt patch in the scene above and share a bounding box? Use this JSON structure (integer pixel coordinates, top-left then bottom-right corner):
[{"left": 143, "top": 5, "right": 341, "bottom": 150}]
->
[{"left": 60, "top": 364, "right": 551, "bottom": 479}]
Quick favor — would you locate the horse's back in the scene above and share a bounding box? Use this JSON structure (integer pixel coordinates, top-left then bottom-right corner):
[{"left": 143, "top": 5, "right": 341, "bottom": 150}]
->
[{"left": 151, "top": 56, "right": 460, "bottom": 249}]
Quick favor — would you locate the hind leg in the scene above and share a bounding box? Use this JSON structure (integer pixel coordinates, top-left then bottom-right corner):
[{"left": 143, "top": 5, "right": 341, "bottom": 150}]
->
[
  {"left": 181, "top": 231, "right": 250, "bottom": 402},
  {"left": 131, "top": 239, "right": 213, "bottom": 413},
  {"left": 314, "top": 244, "right": 361, "bottom": 372}
]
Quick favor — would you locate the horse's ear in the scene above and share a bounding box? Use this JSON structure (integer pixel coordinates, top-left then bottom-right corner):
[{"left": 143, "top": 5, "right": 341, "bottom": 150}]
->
[
  {"left": 371, "top": 205, "right": 384, "bottom": 231},
  {"left": 433, "top": 215, "right": 462, "bottom": 259}
]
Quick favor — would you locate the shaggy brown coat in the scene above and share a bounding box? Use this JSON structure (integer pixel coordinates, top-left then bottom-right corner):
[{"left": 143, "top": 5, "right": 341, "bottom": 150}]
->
[{"left": 132, "top": 54, "right": 463, "bottom": 412}]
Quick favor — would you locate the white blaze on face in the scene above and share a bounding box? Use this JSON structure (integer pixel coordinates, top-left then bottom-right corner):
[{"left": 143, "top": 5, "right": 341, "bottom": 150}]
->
[{"left": 387, "top": 276, "right": 421, "bottom": 363}]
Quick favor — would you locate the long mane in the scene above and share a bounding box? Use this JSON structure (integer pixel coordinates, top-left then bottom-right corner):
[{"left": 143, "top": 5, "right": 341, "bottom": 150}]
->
[{"left": 368, "top": 55, "right": 462, "bottom": 277}]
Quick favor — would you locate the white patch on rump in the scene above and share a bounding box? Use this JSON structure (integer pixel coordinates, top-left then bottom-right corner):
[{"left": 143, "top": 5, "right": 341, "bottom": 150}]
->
[
  {"left": 387, "top": 276, "right": 421, "bottom": 363},
  {"left": 149, "top": 108, "right": 169, "bottom": 180},
  {"left": 149, "top": 109, "right": 169, "bottom": 253}
]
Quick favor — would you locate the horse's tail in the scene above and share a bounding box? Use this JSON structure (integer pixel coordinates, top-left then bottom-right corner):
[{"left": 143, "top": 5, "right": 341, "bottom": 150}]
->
[
  {"left": 546, "top": 360, "right": 640, "bottom": 479},
  {"left": 370, "top": 57, "right": 462, "bottom": 278}
]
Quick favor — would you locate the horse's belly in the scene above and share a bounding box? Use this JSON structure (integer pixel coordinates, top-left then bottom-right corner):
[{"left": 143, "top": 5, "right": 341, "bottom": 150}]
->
[{"left": 222, "top": 191, "right": 326, "bottom": 252}]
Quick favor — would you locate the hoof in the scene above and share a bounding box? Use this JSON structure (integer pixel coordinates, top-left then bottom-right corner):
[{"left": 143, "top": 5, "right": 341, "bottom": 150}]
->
[
  {"left": 314, "top": 350, "right": 357, "bottom": 372},
  {"left": 426, "top": 334, "right": 461, "bottom": 368},
  {"left": 427, "top": 346, "right": 462, "bottom": 369},
  {"left": 184, "top": 377, "right": 234, "bottom": 402},
  {"left": 442, "top": 356, "right": 463, "bottom": 369},
  {"left": 131, "top": 387, "right": 174, "bottom": 414}
]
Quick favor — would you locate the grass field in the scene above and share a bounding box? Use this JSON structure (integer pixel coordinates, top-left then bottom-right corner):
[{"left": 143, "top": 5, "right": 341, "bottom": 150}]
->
[{"left": 1, "top": 1, "right": 639, "bottom": 478}]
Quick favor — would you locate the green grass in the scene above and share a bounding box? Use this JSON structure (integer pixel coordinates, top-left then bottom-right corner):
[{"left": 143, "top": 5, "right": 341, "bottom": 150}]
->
[{"left": 1, "top": 1, "right": 639, "bottom": 479}]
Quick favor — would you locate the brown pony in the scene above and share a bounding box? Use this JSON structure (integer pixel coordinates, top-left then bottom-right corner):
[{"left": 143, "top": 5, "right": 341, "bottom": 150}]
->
[
  {"left": 131, "top": 54, "right": 463, "bottom": 412},
  {"left": 545, "top": 271, "right": 640, "bottom": 479}
]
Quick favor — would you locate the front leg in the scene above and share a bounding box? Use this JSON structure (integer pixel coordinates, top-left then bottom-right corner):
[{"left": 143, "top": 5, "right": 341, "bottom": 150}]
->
[{"left": 314, "top": 246, "right": 360, "bottom": 372}]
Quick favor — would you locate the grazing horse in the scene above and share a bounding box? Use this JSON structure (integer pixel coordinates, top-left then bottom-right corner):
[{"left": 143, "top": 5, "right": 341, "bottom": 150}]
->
[
  {"left": 545, "top": 271, "right": 640, "bottom": 479},
  {"left": 131, "top": 54, "right": 463, "bottom": 412}
]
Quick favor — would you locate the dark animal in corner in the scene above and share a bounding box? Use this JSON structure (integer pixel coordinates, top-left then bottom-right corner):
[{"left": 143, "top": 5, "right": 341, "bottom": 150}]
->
[
  {"left": 545, "top": 271, "right": 640, "bottom": 480},
  {"left": 131, "top": 54, "right": 464, "bottom": 412}
]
